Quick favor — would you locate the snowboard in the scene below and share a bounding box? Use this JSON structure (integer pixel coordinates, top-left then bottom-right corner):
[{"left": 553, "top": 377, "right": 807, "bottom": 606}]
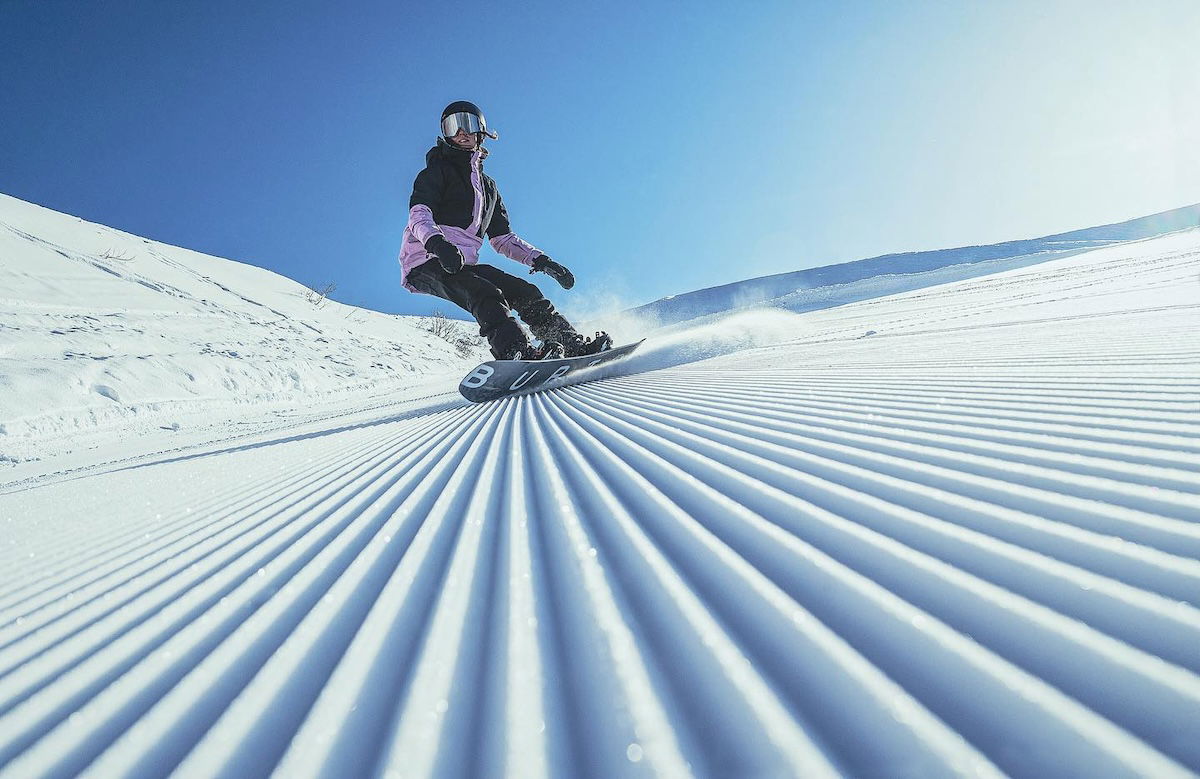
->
[{"left": 459, "top": 339, "right": 645, "bottom": 403}]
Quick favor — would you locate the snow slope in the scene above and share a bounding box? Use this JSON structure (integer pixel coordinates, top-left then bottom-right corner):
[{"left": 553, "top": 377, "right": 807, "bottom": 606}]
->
[
  {"left": 1, "top": 201, "right": 1199, "bottom": 777},
  {"left": 0, "top": 194, "right": 485, "bottom": 467},
  {"left": 624, "top": 202, "right": 1200, "bottom": 329}
]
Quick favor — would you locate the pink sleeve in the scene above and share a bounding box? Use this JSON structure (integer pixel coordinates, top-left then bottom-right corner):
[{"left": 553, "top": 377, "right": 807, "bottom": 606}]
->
[
  {"left": 408, "top": 205, "right": 442, "bottom": 245},
  {"left": 489, "top": 232, "right": 542, "bottom": 267}
]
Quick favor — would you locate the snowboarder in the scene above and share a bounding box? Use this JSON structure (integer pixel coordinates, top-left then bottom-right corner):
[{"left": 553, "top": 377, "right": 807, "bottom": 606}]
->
[{"left": 398, "top": 100, "right": 612, "bottom": 361}]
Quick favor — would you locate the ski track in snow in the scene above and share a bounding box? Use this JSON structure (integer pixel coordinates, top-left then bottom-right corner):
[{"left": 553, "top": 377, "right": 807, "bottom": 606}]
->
[{"left": 1, "top": 235, "right": 1199, "bottom": 777}]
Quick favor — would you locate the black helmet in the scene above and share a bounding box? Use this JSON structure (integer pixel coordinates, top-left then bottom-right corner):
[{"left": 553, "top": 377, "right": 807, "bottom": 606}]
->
[{"left": 440, "top": 100, "right": 498, "bottom": 141}]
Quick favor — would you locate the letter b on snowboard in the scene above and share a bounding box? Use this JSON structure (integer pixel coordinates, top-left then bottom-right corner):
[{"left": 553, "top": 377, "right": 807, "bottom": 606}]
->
[{"left": 461, "top": 364, "right": 495, "bottom": 389}]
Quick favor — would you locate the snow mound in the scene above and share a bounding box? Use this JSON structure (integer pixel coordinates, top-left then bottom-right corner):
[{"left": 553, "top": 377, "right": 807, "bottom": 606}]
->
[{"left": 0, "top": 194, "right": 484, "bottom": 465}]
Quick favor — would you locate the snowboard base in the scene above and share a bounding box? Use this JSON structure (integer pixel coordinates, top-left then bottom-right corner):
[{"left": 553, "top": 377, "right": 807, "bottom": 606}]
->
[{"left": 459, "top": 340, "right": 644, "bottom": 403}]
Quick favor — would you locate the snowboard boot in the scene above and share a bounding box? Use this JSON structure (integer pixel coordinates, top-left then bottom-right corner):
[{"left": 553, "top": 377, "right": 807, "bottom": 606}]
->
[
  {"left": 498, "top": 340, "right": 565, "bottom": 361},
  {"left": 563, "top": 331, "right": 613, "bottom": 358},
  {"left": 539, "top": 341, "right": 566, "bottom": 360}
]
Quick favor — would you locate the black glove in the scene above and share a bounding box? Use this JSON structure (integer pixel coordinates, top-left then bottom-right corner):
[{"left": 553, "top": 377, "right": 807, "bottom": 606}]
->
[
  {"left": 531, "top": 254, "right": 574, "bottom": 290},
  {"left": 425, "top": 234, "right": 465, "bottom": 273}
]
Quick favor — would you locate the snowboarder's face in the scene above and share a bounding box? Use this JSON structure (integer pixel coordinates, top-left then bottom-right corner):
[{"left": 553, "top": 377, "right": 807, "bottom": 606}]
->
[{"left": 449, "top": 129, "right": 479, "bottom": 150}]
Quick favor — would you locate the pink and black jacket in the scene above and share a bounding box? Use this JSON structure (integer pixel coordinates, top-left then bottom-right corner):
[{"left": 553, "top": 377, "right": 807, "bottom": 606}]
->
[{"left": 398, "top": 139, "right": 543, "bottom": 291}]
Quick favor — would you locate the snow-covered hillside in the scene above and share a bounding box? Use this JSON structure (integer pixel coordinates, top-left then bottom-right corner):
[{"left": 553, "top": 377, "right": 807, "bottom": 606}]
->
[
  {"left": 625, "top": 203, "right": 1200, "bottom": 329},
  {"left": 0, "top": 194, "right": 486, "bottom": 466},
  {"left": 1, "top": 198, "right": 1199, "bottom": 777}
]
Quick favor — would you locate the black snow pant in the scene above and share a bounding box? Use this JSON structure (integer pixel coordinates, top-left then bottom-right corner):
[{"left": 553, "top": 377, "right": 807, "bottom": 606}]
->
[{"left": 407, "top": 261, "right": 579, "bottom": 358}]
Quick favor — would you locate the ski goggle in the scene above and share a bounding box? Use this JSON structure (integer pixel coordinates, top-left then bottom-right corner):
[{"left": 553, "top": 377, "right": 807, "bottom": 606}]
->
[{"left": 441, "top": 111, "right": 498, "bottom": 140}]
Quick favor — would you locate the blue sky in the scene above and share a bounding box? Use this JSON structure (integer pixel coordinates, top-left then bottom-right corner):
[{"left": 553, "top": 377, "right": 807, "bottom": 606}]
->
[{"left": 2, "top": 0, "right": 1198, "bottom": 319}]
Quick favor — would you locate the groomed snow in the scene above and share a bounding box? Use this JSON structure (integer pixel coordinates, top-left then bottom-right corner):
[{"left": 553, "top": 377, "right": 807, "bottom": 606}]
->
[{"left": 1, "top": 197, "right": 1199, "bottom": 777}]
